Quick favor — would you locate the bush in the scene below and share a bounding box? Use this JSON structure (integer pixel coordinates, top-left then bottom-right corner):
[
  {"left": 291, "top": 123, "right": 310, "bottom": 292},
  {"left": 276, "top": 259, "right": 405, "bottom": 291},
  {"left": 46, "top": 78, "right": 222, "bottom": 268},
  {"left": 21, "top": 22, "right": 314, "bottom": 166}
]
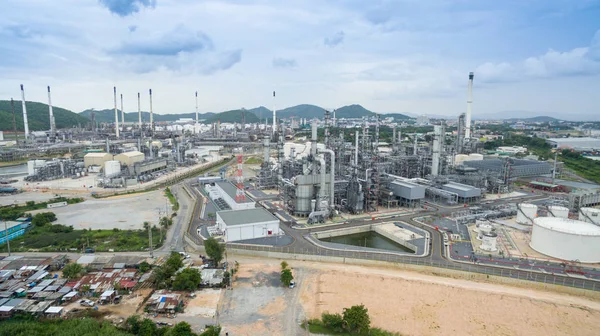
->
[
  {"left": 139, "top": 261, "right": 151, "bottom": 273},
  {"left": 204, "top": 237, "right": 225, "bottom": 264},
  {"left": 343, "top": 304, "right": 371, "bottom": 334},
  {"left": 173, "top": 268, "right": 202, "bottom": 291},
  {"left": 62, "top": 263, "right": 85, "bottom": 280},
  {"left": 321, "top": 312, "right": 344, "bottom": 332},
  {"left": 31, "top": 212, "right": 56, "bottom": 227},
  {"left": 280, "top": 269, "right": 293, "bottom": 287}
]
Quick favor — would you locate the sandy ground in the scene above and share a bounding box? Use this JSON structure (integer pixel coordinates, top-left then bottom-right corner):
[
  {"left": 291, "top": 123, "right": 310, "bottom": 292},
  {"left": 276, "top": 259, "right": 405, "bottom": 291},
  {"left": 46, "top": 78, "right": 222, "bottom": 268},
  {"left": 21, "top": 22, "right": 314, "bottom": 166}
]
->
[
  {"left": 181, "top": 289, "right": 222, "bottom": 318},
  {"left": 29, "top": 189, "right": 169, "bottom": 230},
  {"left": 298, "top": 262, "right": 600, "bottom": 336}
]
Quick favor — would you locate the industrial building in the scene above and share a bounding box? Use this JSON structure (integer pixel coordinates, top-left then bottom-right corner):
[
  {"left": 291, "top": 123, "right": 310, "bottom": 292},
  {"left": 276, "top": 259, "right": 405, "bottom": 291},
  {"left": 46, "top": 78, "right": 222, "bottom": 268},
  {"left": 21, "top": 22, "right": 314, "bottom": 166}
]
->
[
  {"left": 546, "top": 137, "right": 600, "bottom": 151},
  {"left": 208, "top": 181, "right": 255, "bottom": 210},
  {"left": 114, "top": 151, "right": 145, "bottom": 166},
  {"left": 0, "top": 221, "right": 30, "bottom": 245},
  {"left": 83, "top": 152, "right": 113, "bottom": 168},
  {"left": 216, "top": 208, "right": 280, "bottom": 242},
  {"left": 530, "top": 217, "right": 600, "bottom": 263}
]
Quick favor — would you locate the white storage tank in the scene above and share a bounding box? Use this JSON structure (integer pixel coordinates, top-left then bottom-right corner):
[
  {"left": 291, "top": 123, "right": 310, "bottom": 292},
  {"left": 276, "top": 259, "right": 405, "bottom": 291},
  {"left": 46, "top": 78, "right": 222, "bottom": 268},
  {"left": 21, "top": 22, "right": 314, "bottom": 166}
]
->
[
  {"left": 579, "top": 208, "right": 600, "bottom": 225},
  {"left": 104, "top": 160, "right": 121, "bottom": 177},
  {"left": 469, "top": 153, "right": 484, "bottom": 161},
  {"left": 530, "top": 217, "right": 600, "bottom": 263},
  {"left": 476, "top": 222, "right": 493, "bottom": 240},
  {"left": 548, "top": 205, "right": 569, "bottom": 219},
  {"left": 454, "top": 154, "right": 469, "bottom": 164},
  {"left": 27, "top": 160, "right": 36, "bottom": 176},
  {"left": 480, "top": 232, "right": 498, "bottom": 252},
  {"left": 516, "top": 203, "right": 538, "bottom": 225}
]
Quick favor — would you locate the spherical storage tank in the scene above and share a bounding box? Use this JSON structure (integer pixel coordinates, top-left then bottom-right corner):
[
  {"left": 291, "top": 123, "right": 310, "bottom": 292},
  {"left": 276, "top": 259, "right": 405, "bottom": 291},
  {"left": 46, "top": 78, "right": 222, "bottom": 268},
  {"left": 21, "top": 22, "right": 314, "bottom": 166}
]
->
[
  {"left": 530, "top": 217, "right": 600, "bottom": 263},
  {"left": 104, "top": 160, "right": 121, "bottom": 178},
  {"left": 579, "top": 208, "right": 600, "bottom": 225},
  {"left": 516, "top": 203, "right": 538, "bottom": 224},
  {"left": 548, "top": 205, "right": 569, "bottom": 219}
]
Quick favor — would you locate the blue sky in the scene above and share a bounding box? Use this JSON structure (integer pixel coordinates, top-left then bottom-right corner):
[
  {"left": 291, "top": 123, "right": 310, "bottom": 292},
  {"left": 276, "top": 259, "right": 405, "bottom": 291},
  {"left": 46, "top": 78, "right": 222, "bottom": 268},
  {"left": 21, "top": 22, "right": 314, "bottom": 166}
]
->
[{"left": 0, "top": 0, "right": 599, "bottom": 117}]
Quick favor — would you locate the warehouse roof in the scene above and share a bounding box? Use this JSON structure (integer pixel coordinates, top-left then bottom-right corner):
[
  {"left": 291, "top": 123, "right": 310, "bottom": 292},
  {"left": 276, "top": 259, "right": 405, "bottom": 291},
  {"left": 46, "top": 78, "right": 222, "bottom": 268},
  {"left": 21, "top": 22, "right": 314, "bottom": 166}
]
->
[
  {"left": 534, "top": 217, "right": 600, "bottom": 236},
  {"left": 217, "top": 208, "right": 278, "bottom": 226},
  {"left": 116, "top": 151, "right": 144, "bottom": 157},
  {"left": 390, "top": 180, "right": 422, "bottom": 189},
  {"left": 530, "top": 181, "right": 559, "bottom": 188},
  {"left": 84, "top": 153, "right": 111, "bottom": 158},
  {"left": 216, "top": 181, "right": 253, "bottom": 203}
]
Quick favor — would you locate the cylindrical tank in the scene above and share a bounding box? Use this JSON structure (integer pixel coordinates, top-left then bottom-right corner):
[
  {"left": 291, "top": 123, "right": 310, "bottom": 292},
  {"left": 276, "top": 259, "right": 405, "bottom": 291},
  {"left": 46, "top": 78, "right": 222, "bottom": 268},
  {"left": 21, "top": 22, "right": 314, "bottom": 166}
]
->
[
  {"left": 294, "top": 184, "right": 313, "bottom": 215},
  {"left": 469, "top": 153, "right": 484, "bottom": 161},
  {"left": 455, "top": 154, "right": 469, "bottom": 164},
  {"left": 579, "top": 208, "right": 600, "bottom": 225},
  {"left": 27, "top": 160, "right": 36, "bottom": 176},
  {"left": 531, "top": 217, "right": 600, "bottom": 263},
  {"left": 516, "top": 203, "right": 538, "bottom": 224},
  {"left": 477, "top": 222, "right": 493, "bottom": 240},
  {"left": 548, "top": 205, "right": 569, "bottom": 219},
  {"left": 480, "top": 232, "right": 498, "bottom": 252},
  {"left": 104, "top": 160, "right": 121, "bottom": 177}
]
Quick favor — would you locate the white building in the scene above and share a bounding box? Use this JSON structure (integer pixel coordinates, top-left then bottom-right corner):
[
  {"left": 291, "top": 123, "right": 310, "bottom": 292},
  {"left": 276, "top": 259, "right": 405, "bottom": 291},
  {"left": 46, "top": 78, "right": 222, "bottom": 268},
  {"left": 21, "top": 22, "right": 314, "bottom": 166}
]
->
[
  {"left": 416, "top": 115, "right": 430, "bottom": 126},
  {"left": 216, "top": 208, "right": 281, "bottom": 242},
  {"left": 213, "top": 181, "right": 255, "bottom": 210},
  {"left": 497, "top": 146, "right": 527, "bottom": 154}
]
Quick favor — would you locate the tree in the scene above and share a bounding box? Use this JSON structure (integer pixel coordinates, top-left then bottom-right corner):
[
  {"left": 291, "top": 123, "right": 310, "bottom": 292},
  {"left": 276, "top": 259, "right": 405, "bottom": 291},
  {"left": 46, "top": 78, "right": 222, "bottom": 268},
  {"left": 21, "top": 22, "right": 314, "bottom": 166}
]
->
[
  {"left": 139, "top": 261, "right": 151, "bottom": 273},
  {"left": 125, "top": 315, "right": 142, "bottom": 334},
  {"left": 160, "top": 217, "right": 173, "bottom": 242},
  {"left": 204, "top": 237, "right": 225, "bottom": 264},
  {"left": 62, "top": 263, "right": 84, "bottom": 280},
  {"left": 200, "top": 325, "right": 221, "bottom": 336},
  {"left": 143, "top": 221, "right": 150, "bottom": 231},
  {"left": 322, "top": 312, "right": 344, "bottom": 333},
  {"left": 342, "top": 304, "right": 370, "bottom": 334},
  {"left": 138, "top": 318, "right": 158, "bottom": 336},
  {"left": 173, "top": 268, "right": 202, "bottom": 291},
  {"left": 31, "top": 212, "right": 56, "bottom": 227},
  {"left": 168, "top": 322, "right": 195, "bottom": 336},
  {"left": 280, "top": 269, "right": 293, "bottom": 287},
  {"left": 280, "top": 261, "right": 288, "bottom": 270},
  {"left": 165, "top": 252, "right": 183, "bottom": 272}
]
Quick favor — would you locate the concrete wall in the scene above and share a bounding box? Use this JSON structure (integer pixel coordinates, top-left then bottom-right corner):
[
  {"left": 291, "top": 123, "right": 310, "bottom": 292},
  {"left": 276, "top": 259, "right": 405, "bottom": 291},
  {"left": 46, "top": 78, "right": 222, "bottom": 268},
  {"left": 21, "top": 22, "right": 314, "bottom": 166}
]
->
[
  {"left": 372, "top": 225, "right": 418, "bottom": 252},
  {"left": 312, "top": 224, "right": 418, "bottom": 253}
]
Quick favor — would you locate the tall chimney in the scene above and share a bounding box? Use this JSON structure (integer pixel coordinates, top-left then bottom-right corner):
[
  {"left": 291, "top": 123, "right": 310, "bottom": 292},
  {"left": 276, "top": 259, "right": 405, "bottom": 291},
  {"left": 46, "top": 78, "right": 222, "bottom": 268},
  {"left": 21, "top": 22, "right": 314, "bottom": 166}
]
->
[
  {"left": 195, "top": 91, "right": 199, "bottom": 127},
  {"left": 149, "top": 89, "right": 154, "bottom": 135},
  {"left": 113, "top": 86, "right": 120, "bottom": 138},
  {"left": 20, "top": 85, "right": 30, "bottom": 140},
  {"left": 465, "top": 72, "right": 474, "bottom": 139},
  {"left": 137, "top": 92, "right": 142, "bottom": 130},
  {"left": 432, "top": 125, "right": 441, "bottom": 176},
  {"left": 47, "top": 86, "right": 56, "bottom": 135},
  {"left": 272, "top": 91, "right": 276, "bottom": 136},
  {"left": 120, "top": 93, "right": 125, "bottom": 132}
]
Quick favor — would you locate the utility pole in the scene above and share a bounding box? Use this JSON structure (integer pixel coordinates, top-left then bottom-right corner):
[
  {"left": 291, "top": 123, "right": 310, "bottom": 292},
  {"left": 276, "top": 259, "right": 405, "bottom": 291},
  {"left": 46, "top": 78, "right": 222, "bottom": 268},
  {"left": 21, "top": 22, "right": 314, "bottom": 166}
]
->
[
  {"left": 148, "top": 220, "right": 154, "bottom": 258},
  {"left": 3, "top": 218, "right": 11, "bottom": 256}
]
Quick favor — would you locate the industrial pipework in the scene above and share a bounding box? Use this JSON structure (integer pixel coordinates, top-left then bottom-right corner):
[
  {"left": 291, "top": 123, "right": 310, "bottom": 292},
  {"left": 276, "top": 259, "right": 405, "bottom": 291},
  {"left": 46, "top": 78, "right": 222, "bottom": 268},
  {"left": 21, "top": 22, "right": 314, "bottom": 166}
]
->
[
  {"left": 319, "top": 148, "right": 336, "bottom": 207},
  {"left": 120, "top": 94, "right": 125, "bottom": 132}
]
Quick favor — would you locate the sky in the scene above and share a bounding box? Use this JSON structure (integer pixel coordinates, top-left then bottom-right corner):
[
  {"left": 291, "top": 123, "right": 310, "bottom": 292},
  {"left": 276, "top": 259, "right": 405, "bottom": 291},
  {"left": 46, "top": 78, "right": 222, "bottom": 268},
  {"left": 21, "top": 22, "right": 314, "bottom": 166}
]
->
[{"left": 0, "top": 0, "right": 599, "bottom": 118}]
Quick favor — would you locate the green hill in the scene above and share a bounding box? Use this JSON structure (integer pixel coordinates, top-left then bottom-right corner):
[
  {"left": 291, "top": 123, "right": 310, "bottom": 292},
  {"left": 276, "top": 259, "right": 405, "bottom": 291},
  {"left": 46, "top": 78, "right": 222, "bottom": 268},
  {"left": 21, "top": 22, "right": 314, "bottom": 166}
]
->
[
  {"left": 204, "top": 109, "right": 260, "bottom": 124},
  {"left": 0, "top": 100, "right": 89, "bottom": 131},
  {"left": 334, "top": 104, "right": 375, "bottom": 118},
  {"left": 275, "top": 104, "right": 326, "bottom": 119},
  {"left": 79, "top": 109, "right": 216, "bottom": 123}
]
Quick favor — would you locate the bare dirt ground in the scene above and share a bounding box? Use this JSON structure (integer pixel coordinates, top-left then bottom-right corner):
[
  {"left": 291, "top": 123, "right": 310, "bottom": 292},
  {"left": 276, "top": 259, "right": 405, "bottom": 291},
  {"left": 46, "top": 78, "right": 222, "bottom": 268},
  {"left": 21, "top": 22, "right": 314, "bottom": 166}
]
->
[{"left": 221, "top": 256, "right": 600, "bottom": 336}]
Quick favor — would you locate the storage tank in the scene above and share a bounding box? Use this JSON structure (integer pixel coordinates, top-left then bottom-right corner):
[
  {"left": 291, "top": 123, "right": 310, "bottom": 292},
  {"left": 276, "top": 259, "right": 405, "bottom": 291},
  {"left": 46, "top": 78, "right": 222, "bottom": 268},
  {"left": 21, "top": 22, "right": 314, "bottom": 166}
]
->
[
  {"left": 579, "top": 208, "right": 600, "bottom": 225},
  {"left": 294, "top": 184, "right": 313, "bottom": 215},
  {"left": 27, "top": 160, "right": 36, "bottom": 176},
  {"left": 480, "top": 232, "right": 498, "bottom": 252},
  {"left": 516, "top": 203, "right": 538, "bottom": 224},
  {"left": 530, "top": 217, "right": 600, "bottom": 263},
  {"left": 476, "top": 222, "right": 493, "bottom": 240},
  {"left": 104, "top": 160, "right": 121, "bottom": 178},
  {"left": 454, "top": 154, "right": 469, "bottom": 164},
  {"left": 548, "top": 205, "right": 569, "bottom": 219},
  {"left": 469, "top": 153, "right": 484, "bottom": 161}
]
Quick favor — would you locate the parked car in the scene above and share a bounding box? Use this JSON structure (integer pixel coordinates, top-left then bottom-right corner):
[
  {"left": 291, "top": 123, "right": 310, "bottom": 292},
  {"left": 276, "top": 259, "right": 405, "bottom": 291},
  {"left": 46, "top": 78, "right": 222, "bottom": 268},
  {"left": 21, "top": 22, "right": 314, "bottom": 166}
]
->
[
  {"left": 84, "top": 248, "right": 95, "bottom": 254},
  {"left": 79, "top": 299, "right": 95, "bottom": 307},
  {"left": 113, "top": 295, "right": 122, "bottom": 304},
  {"left": 289, "top": 281, "right": 296, "bottom": 289},
  {"left": 178, "top": 252, "right": 190, "bottom": 259}
]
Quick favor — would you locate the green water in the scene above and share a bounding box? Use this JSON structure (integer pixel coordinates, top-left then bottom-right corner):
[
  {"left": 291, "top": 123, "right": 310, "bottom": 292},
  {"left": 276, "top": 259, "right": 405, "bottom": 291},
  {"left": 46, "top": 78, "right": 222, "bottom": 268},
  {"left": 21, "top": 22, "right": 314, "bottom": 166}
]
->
[{"left": 320, "top": 231, "right": 414, "bottom": 253}]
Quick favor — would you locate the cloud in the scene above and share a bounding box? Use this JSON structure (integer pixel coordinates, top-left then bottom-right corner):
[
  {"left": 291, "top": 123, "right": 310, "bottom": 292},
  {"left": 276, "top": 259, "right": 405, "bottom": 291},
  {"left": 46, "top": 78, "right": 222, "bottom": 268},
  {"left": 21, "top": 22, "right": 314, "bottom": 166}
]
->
[
  {"left": 324, "top": 31, "right": 344, "bottom": 47},
  {"left": 272, "top": 57, "right": 297, "bottom": 68},
  {"left": 201, "top": 49, "right": 243, "bottom": 74},
  {"left": 128, "top": 25, "right": 137, "bottom": 33},
  {"left": 98, "top": 0, "right": 156, "bottom": 17},
  {"left": 114, "top": 26, "right": 213, "bottom": 56},
  {"left": 476, "top": 30, "right": 600, "bottom": 84},
  {"left": 2, "top": 25, "right": 42, "bottom": 39}
]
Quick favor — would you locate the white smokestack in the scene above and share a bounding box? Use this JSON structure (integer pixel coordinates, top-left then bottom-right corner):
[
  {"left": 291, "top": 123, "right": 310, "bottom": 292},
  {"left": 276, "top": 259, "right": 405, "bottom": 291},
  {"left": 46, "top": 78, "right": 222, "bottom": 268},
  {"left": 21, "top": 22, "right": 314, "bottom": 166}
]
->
[
  {"left": 272, "top": 91, "right": 276, "bottom": 136},
  {"left": 20, "top": 84, "right": 30, "bottom": 140},
  {"left": 432, "top": 125, "right": 441, "bottom": 176},
  {"left": 149, "top": 89, "right": 154, "bottom": 134},
  {"left": 465, "top": 72, "right": 474, "bottom": 139},
  {"left": 120, "top": 94, "right": 125, "bottom": 131},
  {"left": 47, "top": 86, "right": 56, "bottom": 135},
  {"left": 113, "top": 86, "right": 120, "bottom": 138},
  {"left": 137, "top": 92, "right": 142, "bottom": 130},
  {"left": 195, "top": 91, "right": 199, "bottom": 127}
]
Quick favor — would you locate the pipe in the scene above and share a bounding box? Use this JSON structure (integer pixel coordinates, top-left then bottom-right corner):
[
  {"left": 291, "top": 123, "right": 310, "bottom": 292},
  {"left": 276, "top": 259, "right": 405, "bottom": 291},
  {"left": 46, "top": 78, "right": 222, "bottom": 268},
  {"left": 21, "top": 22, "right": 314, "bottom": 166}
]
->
[
  {"left": 149, "top": 88, "right": 154, "bottom": 135},
  {"left": 137, "top": 92, "right": 142, "bottom": 130},
  {"left": 465, "top": 72, "right": 474, "bottom": 139},
  {"left": 113, "top": 86, "right": 119, "bottom": 138},
  {"left": 317, "top": 155, "right": 327, "bottom": 209},
  {"left": 320, "top": 149, "right": 335, "bottom": 207},
  {"left": 20, "top": 84, "right": 30, "bottom": 139},
  {"left": 47, "top": 86, "right": 56, "bottom": 136}
]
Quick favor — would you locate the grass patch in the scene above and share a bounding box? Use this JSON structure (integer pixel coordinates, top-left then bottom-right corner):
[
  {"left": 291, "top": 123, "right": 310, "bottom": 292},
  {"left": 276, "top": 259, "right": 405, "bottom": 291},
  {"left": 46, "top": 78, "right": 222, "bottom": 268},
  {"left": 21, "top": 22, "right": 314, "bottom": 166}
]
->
[
  {"left": 0, "top": 197, "right": 84, "bottom": 221},
  {"left": 164, "top": 187, "right": 179, "bottom": 211},
  {"left": 0, "top": 225, "right": 162, "bottom": 253},
  {"left": 244, "top": 157, "right": 263, "bottom": 164}
]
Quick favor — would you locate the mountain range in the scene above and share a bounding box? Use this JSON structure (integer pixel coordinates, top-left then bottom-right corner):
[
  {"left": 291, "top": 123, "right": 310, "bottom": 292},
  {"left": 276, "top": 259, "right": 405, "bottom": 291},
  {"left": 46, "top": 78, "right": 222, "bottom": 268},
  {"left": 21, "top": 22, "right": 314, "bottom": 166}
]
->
[{"left": 0, "top": 100, "right": 89, "bottom": 132}]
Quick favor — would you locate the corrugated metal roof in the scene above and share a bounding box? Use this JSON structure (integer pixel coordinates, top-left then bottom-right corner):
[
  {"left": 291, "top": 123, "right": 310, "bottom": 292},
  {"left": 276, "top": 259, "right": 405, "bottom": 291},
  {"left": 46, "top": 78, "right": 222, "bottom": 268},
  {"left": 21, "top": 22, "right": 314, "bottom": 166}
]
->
[
  {"left": 217, "top": 208, "right": 278, "bottom": 226},
  {"left": 216, "top": 181, "right": 254, "bottom": 203}
]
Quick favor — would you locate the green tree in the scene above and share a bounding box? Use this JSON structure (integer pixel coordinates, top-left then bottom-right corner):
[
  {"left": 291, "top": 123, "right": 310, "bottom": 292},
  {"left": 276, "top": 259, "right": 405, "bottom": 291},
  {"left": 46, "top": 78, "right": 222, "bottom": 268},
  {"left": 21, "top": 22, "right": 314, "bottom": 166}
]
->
[
  {"left": 342, "top": 304, "right": 371, "bottom": 334},
  {"left": 31, "top": 212, "right": 56, "bottom": 227},
  {"left": 143, "top": 221, "right": 150, "bottom": 231},
  {"left": 165, "top": 252, "right": 183, "bottom": 272},
  {"left": 62, "top": 263, "right": 84, "bottom": 280},
  {"left": 322, "top": 312, "right": 344, "bottom": 333},
  {"left": 280, "top": 269, "right": 293, "bottom": 287},
  {"left": 138, "top": 318, "right": 158, "bottom": 336},
  {"left": 168, "top": 322, "right": 195, "bottom": 336},
  {"left": 204, "top": 237, "right": 225, "bottom": 264},
  {"left": 200, "top": 325, "right": 221, "bottom": 336},
  {"left": 139, "top": 261, "right": 151, "bottom": 273},
  {"left": 280, "top": 261, "right": 288, "bottom": 270},
  {"left": 173, "top": 268, "right": 202, "bottom": 291}
]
